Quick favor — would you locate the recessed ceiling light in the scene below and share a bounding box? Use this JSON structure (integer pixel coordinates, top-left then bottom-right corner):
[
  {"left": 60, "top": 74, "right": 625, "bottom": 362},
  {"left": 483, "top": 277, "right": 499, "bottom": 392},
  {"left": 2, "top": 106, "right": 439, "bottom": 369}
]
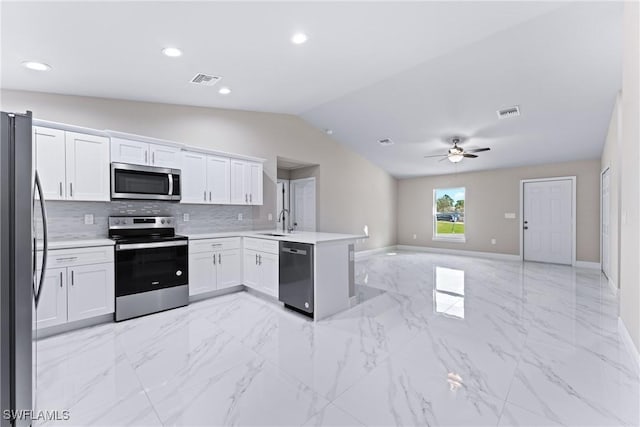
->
[
  {"left": 162, "top": 47, "right": 182, "bottom": 57},
  {"left": 291, "top": 33, "right": 308, "bottom": 45},
  {"left": 21, "top": 61, "right": 51, "bottom": 71},
  {"left": 218, "top": 87, "right": 231, "bottom": 95}
]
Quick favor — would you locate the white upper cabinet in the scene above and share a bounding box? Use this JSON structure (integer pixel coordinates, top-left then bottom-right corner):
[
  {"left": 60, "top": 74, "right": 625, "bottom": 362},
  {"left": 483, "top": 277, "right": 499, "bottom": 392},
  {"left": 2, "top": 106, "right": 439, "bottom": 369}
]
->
[
  {"left": 111, "top": 137, "right": 181, "bottom": 169},
  {"left": 230, "top": 160, "right": 263, "bottom": 205},
  {"left": 34, "top": 126, "right": 66, "bottom": 200},
  {"left": 65, "top": 132, "right": 110, "bottom": 201},
  {"left": 110, "top": 137, "right": 149, "bottom": 165},
  {"left": 35, "top": 126, "right": 110, "bottom": 202},
  {"left": 181, "top": 151, "right": 208, "bottom": 204},
  {"left": 207, "top": 156, "right": 230, "bottom": 204}
]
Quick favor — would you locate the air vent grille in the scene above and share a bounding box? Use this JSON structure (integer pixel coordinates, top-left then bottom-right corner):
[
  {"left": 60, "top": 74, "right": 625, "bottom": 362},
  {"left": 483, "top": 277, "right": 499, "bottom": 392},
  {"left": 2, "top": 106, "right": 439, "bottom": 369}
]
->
[
  {"left": 378, "top": 138, "right": 394, "bottom": 146},
  {"left": 497, "top": 105, "right": 520, "bottom": 119},
  {"left": 190, "top": 73, "right": 222, "bottom": 86}
]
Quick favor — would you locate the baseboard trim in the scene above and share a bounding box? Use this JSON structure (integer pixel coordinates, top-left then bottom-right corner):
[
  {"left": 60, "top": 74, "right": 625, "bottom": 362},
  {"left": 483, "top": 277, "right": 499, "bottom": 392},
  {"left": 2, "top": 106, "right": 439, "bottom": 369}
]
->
[
  {"left": 607, "top": 276, "right": 618, "bottom": 296},
  {"left": 189, "top": 285, "right": 244, "bottom": 303},
  {"left": 618, "top": 317, "right": 640, "bottom": 373},
  {"left": 37, "top": 313, "right": 113, "bottom": 339},
  {"left": 355, "top": 245, "right": 398, "bottom": 260},
  {"left": 574, "top": 261, "right": 601, "bottom": 269},
  {"left": 396, "top": 245, "right": 520, "bottom": 261}
]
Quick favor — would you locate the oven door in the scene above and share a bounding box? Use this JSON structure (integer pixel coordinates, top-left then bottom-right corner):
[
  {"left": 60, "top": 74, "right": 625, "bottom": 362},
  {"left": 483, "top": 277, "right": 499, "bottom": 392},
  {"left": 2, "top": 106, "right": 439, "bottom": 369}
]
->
[
  {"left": 115, "top": 241, "right": 188, "bottom": 297},
  {"left": 111, "top": 162, "right": 181, "bottom": 201}
]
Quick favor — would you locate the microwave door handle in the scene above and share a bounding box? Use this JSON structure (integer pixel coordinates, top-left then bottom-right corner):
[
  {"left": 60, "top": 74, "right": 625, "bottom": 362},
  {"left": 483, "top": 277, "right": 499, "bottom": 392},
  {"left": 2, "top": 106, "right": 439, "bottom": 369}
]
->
[
  {"left": 33, "top": 171, "right": 49, "bottom": 307},
  {"left": 168, "top": 173, "right": 173, "bottom": 196}
]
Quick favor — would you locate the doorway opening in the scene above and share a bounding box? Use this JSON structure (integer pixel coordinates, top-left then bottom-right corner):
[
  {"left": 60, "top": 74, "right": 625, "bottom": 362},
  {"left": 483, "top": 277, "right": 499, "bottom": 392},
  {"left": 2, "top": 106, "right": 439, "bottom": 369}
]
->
[{"left": 277, "top": 157, "right": 318, "bottom": 232}]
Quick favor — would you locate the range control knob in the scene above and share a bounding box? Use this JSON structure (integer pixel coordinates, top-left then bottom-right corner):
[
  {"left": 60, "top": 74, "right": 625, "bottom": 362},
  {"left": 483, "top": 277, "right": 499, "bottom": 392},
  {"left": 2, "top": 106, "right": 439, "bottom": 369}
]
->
[
  {"left": 167, "top": 219, "right": 172, "bottom": 224},
  {"left": 114, "top": 219, "right": 120, "bottom": 225},
  {"left": 161, "top": 219, "right": 166, "bottom": 224}
]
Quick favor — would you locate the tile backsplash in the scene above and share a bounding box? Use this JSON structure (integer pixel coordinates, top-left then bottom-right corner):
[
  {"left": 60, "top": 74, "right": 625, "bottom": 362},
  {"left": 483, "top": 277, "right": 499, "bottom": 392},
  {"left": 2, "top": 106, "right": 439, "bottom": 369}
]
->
[{"left": 36, "top": 200, "right": 255, "bottom": 240}]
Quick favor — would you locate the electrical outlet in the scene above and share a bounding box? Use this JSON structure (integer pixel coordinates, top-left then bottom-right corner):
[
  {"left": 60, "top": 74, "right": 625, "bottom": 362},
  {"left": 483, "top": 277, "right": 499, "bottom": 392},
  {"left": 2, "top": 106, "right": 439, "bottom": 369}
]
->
[
  {"left": 268, "top": 213, "right": 273, "bottom": 221},
  {"left": 491, "top": 238, "right": 496, "bottom": 245},
  {"left": 413, "top": 234, "right": 417, "bottom": 240},
  {"left": 238, "top": 213, "right": 243, "bottom": 221},
  {"left": 504, "top": 213, "right": 516, "bottom": 219},
  {"left": 183, "top": 213, "right": 190, "bottom": 222},
  {"left": 84, "top": 214, "right": 94, "bottom": 225}
]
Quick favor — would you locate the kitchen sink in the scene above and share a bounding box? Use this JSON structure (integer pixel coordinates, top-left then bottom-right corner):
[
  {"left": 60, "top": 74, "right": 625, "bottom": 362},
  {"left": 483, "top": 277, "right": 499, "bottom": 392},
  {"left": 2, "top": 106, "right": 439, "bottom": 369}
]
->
[{"left": 258, "top": 233, "right": 286, "bottom": 237}]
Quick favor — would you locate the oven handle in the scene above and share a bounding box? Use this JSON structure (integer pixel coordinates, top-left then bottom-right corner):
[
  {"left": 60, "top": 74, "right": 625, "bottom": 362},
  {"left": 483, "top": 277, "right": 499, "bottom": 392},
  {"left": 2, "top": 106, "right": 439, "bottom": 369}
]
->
[
  {"left": 168, "top": 173, "right": 173, "bottom": 196},
  {"left": 116, "top": 240, "right": 188, "bottom": 251}
]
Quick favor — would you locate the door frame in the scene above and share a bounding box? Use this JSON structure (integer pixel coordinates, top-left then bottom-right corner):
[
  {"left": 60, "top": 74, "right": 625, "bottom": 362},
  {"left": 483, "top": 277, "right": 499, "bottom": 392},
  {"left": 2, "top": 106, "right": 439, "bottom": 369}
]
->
[
  {"left": 600, "top": 167, "right": 610, "bottom": 278},
  {"left": 519, "top": 176, "right": 577, "bottom": 266},
  {"left": 290, "top": 177, "right": 317, "bottom": 232}
]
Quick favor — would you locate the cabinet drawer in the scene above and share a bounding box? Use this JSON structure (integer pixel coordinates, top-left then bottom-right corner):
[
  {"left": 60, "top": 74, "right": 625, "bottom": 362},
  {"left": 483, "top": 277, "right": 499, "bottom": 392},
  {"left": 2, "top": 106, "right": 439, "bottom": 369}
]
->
[
  {"left": 189, "top": 237, "right": 241, "bottom": 254},
  {"left": 243, "top": 237, "right": 279, "bottom": 255},
  {"left": 38, "top": 246, "right": 114, "bottom": 269}
]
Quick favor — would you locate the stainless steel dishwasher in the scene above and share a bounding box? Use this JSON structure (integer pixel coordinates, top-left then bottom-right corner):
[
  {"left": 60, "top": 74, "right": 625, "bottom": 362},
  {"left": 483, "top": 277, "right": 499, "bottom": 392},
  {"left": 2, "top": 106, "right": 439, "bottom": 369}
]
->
[{"left": 279, "top": 241, "right": 314, "bottom": 318}]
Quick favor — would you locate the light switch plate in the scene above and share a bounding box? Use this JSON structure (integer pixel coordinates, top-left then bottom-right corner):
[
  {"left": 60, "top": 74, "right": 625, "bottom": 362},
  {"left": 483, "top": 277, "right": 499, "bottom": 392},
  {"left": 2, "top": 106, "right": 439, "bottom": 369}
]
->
[
  {"left": 491, "top": 238, "right": 496, "bottom": 245},
  {"left": 84, "top": 214, "right": 94, "bottom": 225},
  {"left": 238, "top": 213, "right": 243, "bottom": 221},
  {"left": 268, "top": 213, "right": 273, "bottom": 221},
  {"left": 183, "top": 213, "right": 190, "bottom": 222},
  {"left": 504, "top": 213, "right": 516, "bottom": 219}
]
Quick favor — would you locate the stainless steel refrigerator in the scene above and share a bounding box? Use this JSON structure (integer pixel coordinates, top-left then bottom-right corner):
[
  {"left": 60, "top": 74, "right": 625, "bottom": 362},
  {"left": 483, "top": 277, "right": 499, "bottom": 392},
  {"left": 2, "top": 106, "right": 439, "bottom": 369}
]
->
[{"left": 1, "top": 111, "right": 49, "bottom": 427}]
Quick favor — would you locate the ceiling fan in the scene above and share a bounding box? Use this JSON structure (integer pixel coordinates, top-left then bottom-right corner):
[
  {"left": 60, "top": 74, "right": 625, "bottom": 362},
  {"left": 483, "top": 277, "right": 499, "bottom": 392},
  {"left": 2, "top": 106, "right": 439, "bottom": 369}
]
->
[{"left": 424, "top": 136, "right": 490, "bottom": 163}]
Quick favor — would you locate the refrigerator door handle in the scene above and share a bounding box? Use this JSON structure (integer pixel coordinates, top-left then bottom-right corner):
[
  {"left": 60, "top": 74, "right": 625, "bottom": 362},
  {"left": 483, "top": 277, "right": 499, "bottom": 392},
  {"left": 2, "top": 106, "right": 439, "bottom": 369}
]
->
[{"left": 33, "top": 171, "right": 48, "bottom": 307}]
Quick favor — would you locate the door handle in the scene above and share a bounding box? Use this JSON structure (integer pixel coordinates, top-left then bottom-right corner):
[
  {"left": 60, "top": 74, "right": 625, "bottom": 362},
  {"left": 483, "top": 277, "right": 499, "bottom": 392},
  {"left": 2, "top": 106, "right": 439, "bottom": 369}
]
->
[
  {"left": 523, "top": 226, "right": 529, "bottom": 230},
  {"left": 218, "top": 253, "right": 221, "bottom": 264},
  {"left": 33, "top": 171, "right": 48, "bottom": 308}
]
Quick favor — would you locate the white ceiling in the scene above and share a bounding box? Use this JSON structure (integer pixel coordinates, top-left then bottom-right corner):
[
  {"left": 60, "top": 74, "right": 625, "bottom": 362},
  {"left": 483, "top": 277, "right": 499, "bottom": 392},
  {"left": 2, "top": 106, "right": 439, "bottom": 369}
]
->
[{"left": 1, "top": 2, "right": 622, "bottom": 177}]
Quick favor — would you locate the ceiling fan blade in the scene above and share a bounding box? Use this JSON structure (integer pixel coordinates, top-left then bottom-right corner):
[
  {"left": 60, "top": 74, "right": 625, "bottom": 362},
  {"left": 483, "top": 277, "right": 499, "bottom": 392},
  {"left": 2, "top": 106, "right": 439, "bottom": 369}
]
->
[
  {"left": 439, "top": 156, "right": 449, "bottom": 162},
  {"left": 463, "top": 153, "right": 478, "bottom": 158},
  {"left": 466, "top": 147, "right": 490, "bottom": 153},
  {"left": 424, "top": 154, "right": 447, "bottom": 158}
]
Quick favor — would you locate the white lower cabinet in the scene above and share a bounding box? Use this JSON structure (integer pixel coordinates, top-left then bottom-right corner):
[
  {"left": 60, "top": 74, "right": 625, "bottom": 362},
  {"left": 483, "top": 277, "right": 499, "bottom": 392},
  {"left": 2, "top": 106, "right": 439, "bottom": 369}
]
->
[
  {"left": 35, "top": 255, "right": 114, "bottom": 329},
  {"left": 243, "top": 248, "right": 278, "bottom": 298},
  {"left": 188, "top": 238, "right": 242, "bottom": 296}
]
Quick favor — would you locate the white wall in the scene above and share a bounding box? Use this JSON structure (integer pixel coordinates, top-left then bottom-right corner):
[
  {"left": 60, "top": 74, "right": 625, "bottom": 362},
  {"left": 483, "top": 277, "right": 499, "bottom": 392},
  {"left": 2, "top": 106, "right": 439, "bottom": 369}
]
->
[{"left": 0, "top": 89, "right": 398, "bottom": 251}]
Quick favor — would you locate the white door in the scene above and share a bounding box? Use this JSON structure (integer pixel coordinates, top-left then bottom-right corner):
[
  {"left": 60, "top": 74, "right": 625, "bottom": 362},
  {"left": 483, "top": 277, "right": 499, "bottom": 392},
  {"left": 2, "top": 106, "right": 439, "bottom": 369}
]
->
[
  {"left": 36, "top": 268, "right": 67, "bottom": 328},
  {"left": 111, "top": 138, "right": 149, "bottom": 165},
  {"left": 230, "top": 160, "right": 247, "bottom": 204},
  {"left": 34, "top": 126, "right": 67, "bottom": 200},
  {"left": 65, "top": 132, "right": 110, "bottom": 201},
  {"left": 259, "top": 252, "right": 279, "bottom": 297},
  {"left": 523, "top": 179, "right": 573, "bottom": 265},
  {"left": 243, "top": 249, "right": 260, "bottom": 289},
  {"left": 150, "top": 144, "right": 181, "bottom": 169},
  {"left": 181, "top": 151, "right": 208, "bottom": 204},
  {"left": 217, "top": 249, "right": 242, "bottom": 289},
  {"left": 291, "top": 178, "right": 317, "bottom": 232},
  {"left": 207, "top": 156, "right": 231, "bottom": 204},
  {"left": 189, "top": 251, "right": 217, "bottom": 296},
  {"left": 602, "top": 169, "right": 611, "bottom": 278},
  {"left": 67, "top": 263, "right": 115, "bottom": 322},
  {"left": 249, "top": 162, "right": 263, "bottom": 205}
]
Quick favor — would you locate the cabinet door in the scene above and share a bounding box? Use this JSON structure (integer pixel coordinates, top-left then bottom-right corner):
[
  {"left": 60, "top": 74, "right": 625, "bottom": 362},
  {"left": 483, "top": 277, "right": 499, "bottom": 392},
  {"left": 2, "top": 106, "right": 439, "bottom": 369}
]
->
[
  {"left": 217, "top": 249, "right": 241, "bottom": 289},
  {"left": 67, "top": 263, "right": 115, "bottom": 322},
  {"left": 230, "top": 160, "right": 247, "bottom": 204},
  {"left": 249, "top": 162, "right": 263, "bottom": 205},
  {"left": 259, "top": 252, "right": 279, "bottom": 298},
  {"left": 150, "top": 144, "right": 181, "bottom": 169},
  {"left": 181, "top": 151, "right": 208, "bottom": 204},
  {"left": 65, "top": 132, "right": 110, "bottom": 201},
  {"left": 111, "top": 137, "right": 149, "bottom": 165},
  {"left": 34, "top": 126, "right": 67, "bottom": 200},
  {"left": 35, "top": 268, "right": 67, "bottom": 328},
  {"left": 243, "top": 249, "right": 260, "bottom": 289},
  {"left": 207, "top": 156, "right": 230, "bottom": 204},
  {"left": 189, "top": 251, "right": 217, "bottom": 296}
]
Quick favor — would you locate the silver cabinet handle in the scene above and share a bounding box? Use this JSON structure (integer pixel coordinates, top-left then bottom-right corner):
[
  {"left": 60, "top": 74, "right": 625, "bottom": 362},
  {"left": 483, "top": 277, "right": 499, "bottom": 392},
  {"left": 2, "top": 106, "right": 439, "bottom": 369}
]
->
[
  {"left": 59, "top": 182, "right": 63, "bottom": 197},
  {"left": 218, "top": 253, "right": 221, "bottom": 264},
  {"left": 145, "top": 151, "right": 148, "bottom": 164},
  {"left": 245, "top": 194, "right": 248, "bottom": 203},
  {"left": 204, "top": 190, "right": 207, "bottom": 201},
  {"left": 152, "top": 152, "right": 155, "bottom": 164},
  {"left": 59, "top": 272, "right": 63, "bottom": 287},
  {"left": 258, "top": 254, "right": 262, "bottom": 265},
  {"left": 55, "top": 256, "right": 78, "bottom": 261},
  {"left": 71, "top": 270, "right": 74, "bottom": 286},
  {"left": 213, "top": 254, "right": 216, "bottom": 265},
  {"left": 209, "top": 191, "right": 212, "bottom": 202},
  {"left": 69, "top": 182, "right": 73, "bottom": 198},
  {"left": 250, "top": 193, "right": 252, "bottom": 203},
  {"left": 255, "top": 253, "right": 258, "bottom": 265}
]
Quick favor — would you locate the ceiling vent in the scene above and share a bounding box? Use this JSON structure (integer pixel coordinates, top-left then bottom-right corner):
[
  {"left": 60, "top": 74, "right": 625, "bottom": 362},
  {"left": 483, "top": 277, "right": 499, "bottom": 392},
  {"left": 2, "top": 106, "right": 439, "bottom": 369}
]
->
[
  {"left": 497, "top": 105, "right": 520, "bottom": 119},
  {"left": 190, "top": 73, "right": 222, "bottom": 86},
  {"left": 378, "top": 138, "right": 394, "bottom": 146}
]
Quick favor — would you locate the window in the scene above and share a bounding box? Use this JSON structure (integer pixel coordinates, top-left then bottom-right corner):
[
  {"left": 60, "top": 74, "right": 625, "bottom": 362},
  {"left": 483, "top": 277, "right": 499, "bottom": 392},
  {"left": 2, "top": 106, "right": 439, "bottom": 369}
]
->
[{"left": 433, "top": 187, "right": 465, "bottom": 241}]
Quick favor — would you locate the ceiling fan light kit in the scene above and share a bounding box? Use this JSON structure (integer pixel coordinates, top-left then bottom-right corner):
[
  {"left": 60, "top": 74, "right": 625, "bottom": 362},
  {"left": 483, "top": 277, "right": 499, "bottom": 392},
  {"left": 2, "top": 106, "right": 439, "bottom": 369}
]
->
[{"left": 424, "top": 135, "right": 491, "bottom": 163}]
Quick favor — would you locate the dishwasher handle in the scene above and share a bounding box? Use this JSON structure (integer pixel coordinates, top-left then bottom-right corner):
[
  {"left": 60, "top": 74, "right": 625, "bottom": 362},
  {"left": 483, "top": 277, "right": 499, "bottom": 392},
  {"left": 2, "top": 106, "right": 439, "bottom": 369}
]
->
[{"left": 282, "top": 247, "right": 307, "bottom": 256}]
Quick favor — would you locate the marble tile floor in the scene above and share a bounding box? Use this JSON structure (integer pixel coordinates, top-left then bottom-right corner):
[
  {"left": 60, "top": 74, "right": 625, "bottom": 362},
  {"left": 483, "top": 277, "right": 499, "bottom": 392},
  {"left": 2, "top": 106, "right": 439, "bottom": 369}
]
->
[{"left": 35, "top": 251, "right": 640, "bottom": 426}]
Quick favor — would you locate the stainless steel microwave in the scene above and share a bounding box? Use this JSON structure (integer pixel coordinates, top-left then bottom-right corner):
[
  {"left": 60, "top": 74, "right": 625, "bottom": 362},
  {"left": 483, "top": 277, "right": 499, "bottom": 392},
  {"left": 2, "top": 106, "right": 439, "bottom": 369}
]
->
[{"left": 111, "top": 162, "right": 181, "bottom": 201}]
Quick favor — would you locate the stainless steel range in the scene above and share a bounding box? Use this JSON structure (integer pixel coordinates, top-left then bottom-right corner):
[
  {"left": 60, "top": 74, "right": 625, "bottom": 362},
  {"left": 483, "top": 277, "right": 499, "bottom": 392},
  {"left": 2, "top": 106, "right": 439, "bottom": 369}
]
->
[{"left": 109, "top": 216, "right": 188, "bottom": 321}]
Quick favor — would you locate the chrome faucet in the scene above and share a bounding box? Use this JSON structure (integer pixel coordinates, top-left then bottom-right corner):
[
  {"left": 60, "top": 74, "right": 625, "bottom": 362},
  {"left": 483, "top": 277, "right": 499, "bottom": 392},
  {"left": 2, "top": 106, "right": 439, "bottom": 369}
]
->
[{"left": 278, "top": 208, "right": 293, "bottom": 233}]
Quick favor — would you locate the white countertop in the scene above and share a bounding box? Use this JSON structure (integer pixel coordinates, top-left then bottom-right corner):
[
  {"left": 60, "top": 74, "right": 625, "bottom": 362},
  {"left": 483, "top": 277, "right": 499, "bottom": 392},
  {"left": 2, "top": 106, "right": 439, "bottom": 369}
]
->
[
  {"left": 186, "top": 230, "right": 368, "bottom": 245},
  {"left": 37, "top": 238, "right": 115, "bottom": 251}
]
